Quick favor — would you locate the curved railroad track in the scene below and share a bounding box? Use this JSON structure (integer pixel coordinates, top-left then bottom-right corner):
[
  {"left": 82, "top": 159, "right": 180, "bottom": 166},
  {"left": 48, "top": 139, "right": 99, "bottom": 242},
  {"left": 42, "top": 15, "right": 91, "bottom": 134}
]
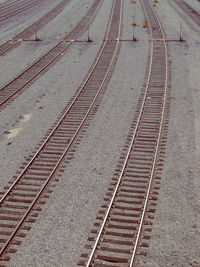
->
[
  {"left": 0, "top": 0, "right": 42, "bottom": 22},
  {"left": 0, "top": 0, "right": 122, "bottom": 264},
  {"left": 0, "top": 0, "right": 27, "bottom": 10},
  {"left": 78, "top": 0, "right": 170, "bottom": 266},
  {"left": 0, "top": 0, "right": 71, "bottom": 56},
  {"left": 174, "top": 0, "right": 200, "bottom": 26},
  {"left": 0, "top": 0, "right": 103, "bottom": 111}
]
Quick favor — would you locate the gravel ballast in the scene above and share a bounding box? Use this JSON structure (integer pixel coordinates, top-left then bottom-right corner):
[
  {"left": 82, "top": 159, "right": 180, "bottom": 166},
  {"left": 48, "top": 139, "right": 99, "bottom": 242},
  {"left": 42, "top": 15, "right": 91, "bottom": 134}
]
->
[
  {"left": 141, "top": 0, "right": 200, "bottom": 266},
  {"left": 0, "top": 0, "right": 200, "bottom": 266},
  {"left": 0, "top": 0, "right": 94, "bottom": 87},
  {"left": 0, "top": 0, "right": 113, "bottom": 192},
  {"left": 2, "top": 0, "right": 149, "bottom": 266},
  {"left": 0, "top": 0, "right": 64, "bottom": 45}
]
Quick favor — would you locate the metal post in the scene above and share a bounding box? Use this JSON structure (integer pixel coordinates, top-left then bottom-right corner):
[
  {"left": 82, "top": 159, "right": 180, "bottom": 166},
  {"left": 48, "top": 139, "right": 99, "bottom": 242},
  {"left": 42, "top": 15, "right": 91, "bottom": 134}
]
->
[
  {"left": 87, "top": 27, "right": 92, "bottom": 42},
  {"left": 132, "top": 23, "right": 137, "bottom": 41},
  {"left": 35, "top": 31, "right": 39, "bottom": 41},
  {"left": 179, "top": 24, "right": 183, "bottom": 42}
]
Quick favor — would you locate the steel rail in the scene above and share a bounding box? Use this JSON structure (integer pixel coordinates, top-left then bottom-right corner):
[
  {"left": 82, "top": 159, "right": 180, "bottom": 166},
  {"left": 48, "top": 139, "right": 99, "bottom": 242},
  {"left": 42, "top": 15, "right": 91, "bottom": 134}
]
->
[
  {"left": 85, "top": 0, "right": 168, "bottom": 265},
  {"left": 0, "top": 0, "right": 103, "bottom": 108},
  {"left": 0, "top": 0, "right": 27, "bottom": 11},
  {"left": 0, "top": 0, "right": 121, "bottom": 257},
  {"left": 175, "top": 0, "right": 200, "bottom": 26},
  {"left": 85, "top": 4, "right": 152, "bottom": 267},
  {"left": 85, "top": 0, "right": 122, "bottom": 264},
  {"left": 129, "top": 0, "right": 168, "bottom": 264},
  {"left": 0, "top": 0, "right": 103, "bottom": 206},
  {"left": 0, "top": 0, "right": 71, "bottom": 56},
  {"left": 0, "top": 0, "right": 42, "bottom": 22}
]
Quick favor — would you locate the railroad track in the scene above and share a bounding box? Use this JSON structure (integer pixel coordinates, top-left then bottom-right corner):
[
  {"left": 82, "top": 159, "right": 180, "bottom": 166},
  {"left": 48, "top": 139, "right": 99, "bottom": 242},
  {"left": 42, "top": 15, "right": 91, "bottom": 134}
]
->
[
  {"left": 78, "top": 0, "right": 170, "bottom": 266},
  {"left": 174, "top": 0, "right": 200, "bottom": 26},
  {"left": 0, "top": 0, "right": 103, "bottom": 111},
  {"left": 0, "top": 0, "right": 121, "bottom": 264},
  {"left": 0, "top": 0, "right": 42, "bottom": 22},
  {"left": 0, "top": 0, "right": 71, "bottom": 56},
  {"left": 0, "top": 0, "right": 27, "bottom": 10}
]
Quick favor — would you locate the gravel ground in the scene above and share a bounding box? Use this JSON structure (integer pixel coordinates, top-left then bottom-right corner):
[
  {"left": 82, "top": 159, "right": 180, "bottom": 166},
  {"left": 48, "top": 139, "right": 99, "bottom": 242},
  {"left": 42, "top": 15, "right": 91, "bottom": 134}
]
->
[
  {"left": 0, "top": 0, "right": 63, "bottom": 45},
  {"left": 0, "top": 0, "right": 200, "bottom": 266},
  {"left": 141, "top": 0, "right": 200, "bottom": 266},
  {"left": 186, "top": 0, "right": 200, "bottom": 12},
  {"left": 1, "top": 0, "right": 149, "bottom": 266},
  {"left": 0, "top": 0, "right": 113, "bottom": 191},
  {"left": 0, "top": 0, "right": 94, "bottom": 87}
]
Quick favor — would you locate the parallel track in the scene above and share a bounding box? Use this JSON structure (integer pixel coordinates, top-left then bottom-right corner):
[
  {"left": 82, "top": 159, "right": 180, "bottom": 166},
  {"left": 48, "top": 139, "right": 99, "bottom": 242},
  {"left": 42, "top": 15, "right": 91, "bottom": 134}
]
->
[
  {"left": 0, "top": 0, "right": 42, "bottom": 22},
  {"left": 78, "top": 0, "right": 170, "bottom": 266},
  {"left": 0, "top": 0, "right": 103, "bottom": 111},
  {"left": 0, "top": 0, "right": 27, "bottom": 10},
  {"left": 0, "top": 0, "right": 121, "bottom": 264},
  {"left": 0, "top": 0, "right": 71, "bottom": 56},
  {"left": 174, "top": 0, "right": 200, "bottom": 26}
]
